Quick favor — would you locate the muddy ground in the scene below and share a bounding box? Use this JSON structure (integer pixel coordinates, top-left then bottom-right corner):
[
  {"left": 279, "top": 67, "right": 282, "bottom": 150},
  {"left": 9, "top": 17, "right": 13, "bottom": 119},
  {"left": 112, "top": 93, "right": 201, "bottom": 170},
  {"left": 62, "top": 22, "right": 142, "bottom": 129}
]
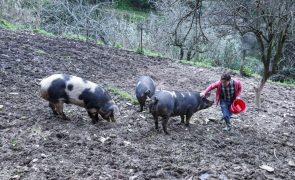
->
[{"left": 0, "top": 29, "right": 294, "bottom": 180}]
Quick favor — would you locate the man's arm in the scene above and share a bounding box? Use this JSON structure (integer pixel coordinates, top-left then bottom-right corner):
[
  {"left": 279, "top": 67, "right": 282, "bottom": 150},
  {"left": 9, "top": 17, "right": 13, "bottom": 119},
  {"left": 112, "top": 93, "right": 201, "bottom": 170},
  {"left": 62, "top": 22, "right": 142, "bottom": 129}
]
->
[{"left": 201, "top": 81, "right": 220, "bottom": 96}]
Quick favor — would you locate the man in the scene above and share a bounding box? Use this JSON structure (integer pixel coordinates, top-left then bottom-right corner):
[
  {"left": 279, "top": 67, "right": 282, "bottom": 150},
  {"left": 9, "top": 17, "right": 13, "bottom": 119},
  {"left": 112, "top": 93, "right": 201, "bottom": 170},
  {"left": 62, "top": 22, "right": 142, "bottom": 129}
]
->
[{"left": 200, "top": 73, "right": 242, "bottom": 131}]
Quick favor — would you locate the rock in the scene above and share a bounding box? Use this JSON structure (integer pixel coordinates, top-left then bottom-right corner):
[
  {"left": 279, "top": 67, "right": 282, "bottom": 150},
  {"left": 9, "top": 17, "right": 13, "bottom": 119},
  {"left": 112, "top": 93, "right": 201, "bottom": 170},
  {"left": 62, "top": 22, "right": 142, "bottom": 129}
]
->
[
  {"left": 9, "top": 92, "right": 19, "bottom": 95},
  {"left": 199, "top": 172, "right": 210, "bottom": 180},
  {"left": 208, "top": 117, "right": 217, "bottom": 122},
  {"left": 86, "top": 136, "right": 91, "bottom": 141},
  {"left": 126, "top": 102, "right": 132, "bottom": 106},
  {"left": 139, "top": 115, "right": 146, "bottom": 119},
  {"left": 123, "top": 141, "right": 131, "bottom": 146},
  {"left": 259, "top": 164, "right": 274, "bottom": 172},
  {"left": 41, "top": 153, "right": 47, "bottom": 158},
  {"left": 129, "top": 171, "right": 143, "bottom": 180},
  {"left": 109, "top": 134, "right": 117, "bottom": 138},
  {"left": 233, "top": 166, "right": 241, "bottom": 170},
  {"left": 32, "top": 158, "right": 38, "bottom": 163},
  {"left": 288, "top": 160, "right": 295, "bottom": 167},
  {"left": 99, "top": 137, "right": 110, "bottom": 144},
  {"left": 127, "top": 129, "right": 133, "bottom": 132},
  {"left": 11, "top": 175, "right": 20, "bottom": 180},
  {"left": 0, "top": 105, "right": 3, "bottom": 110},
  {"left": 156, "top": 168, "right": 164, "bottom": 177},
  {"left": 19, "top": 116, "right": 28, "bottom": 120},
  {"left": 1, "top": 54, "right": 9, "bottom": 58},
  {"left": 200, "top": 118, "right": 209, "bottom": 125}
]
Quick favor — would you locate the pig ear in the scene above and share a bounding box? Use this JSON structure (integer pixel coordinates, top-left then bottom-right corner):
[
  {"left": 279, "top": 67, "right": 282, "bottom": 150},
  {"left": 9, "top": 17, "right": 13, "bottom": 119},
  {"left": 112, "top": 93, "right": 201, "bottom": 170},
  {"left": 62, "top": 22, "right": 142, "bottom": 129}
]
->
[{"left": 145, "top": 90, "right": 151, "bottom": 95}]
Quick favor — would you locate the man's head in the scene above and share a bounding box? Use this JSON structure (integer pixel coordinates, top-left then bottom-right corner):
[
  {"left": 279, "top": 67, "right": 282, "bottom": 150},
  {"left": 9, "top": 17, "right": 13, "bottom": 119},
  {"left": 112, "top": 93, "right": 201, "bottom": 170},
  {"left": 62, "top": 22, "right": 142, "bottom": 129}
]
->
[{"left": 221, "top": 73, "right": 231, "bottom": 86}]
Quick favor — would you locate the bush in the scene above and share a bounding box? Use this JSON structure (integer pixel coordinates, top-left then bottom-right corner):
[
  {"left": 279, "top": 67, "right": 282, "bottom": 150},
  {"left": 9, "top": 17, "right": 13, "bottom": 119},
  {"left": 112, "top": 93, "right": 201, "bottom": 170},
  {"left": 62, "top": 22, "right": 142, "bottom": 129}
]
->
[
  {"left": 271, "top": 68, "right": 295, "bottom": 82},
  {"left": 240, "top": 66, "right": 254, "bottom": 77},
  {"left": 117, "top": 0, "right": 154, "bottom": 10}
]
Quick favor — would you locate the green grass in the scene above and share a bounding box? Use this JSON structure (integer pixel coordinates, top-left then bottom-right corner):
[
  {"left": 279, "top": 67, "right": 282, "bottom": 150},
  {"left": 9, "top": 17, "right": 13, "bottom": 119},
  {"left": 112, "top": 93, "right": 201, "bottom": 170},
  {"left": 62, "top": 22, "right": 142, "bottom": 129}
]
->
[
  {"left": 179, "top": 60, "right": 212, "bottom": 68},
  {"left": 0, "top": 18, "right": 21, "bottom": 30},
  {"left": 11, "top": 139, "right": 17, "bottom": 146},
  {"left": 32, "top": 28, "right": 53, "bottom": 36},
  {"left": 136, "top": 48, "right": 163, "bottom": 57},
  {"left": 113, "top": 42, "right": 123, "bottom": 49},
  {"left": 106, "top": 85, "right": 138, "bottom": 105},
  {"left": 270, "top": 79, "right": 295, "bottom": 87},
  {"left": 62, "top": 32, "right": 88, "bottom": 41},
  {"left": 96, "top": 40, "right": 104, "bottom": 45},
  {"left": 0, "top": 18, "right": 53, "bottom": 38},
  {"left": 115, "top": 0, "right": 149, "bottom": 21}
]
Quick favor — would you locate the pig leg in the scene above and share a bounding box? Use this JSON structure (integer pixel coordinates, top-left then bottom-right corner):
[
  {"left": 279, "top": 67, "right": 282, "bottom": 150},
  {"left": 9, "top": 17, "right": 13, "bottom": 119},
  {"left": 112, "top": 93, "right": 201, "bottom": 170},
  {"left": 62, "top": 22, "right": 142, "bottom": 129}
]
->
[
  {"left": 87, "top": 111, "right": 99, "bottom": 124},
  {"left": 153, "top": 115, "right": 159, "bottom": 130},
  {"left": 55, "top": 101, "right": 68, "bottom": 120},
  {"left": 139, "top": 103, "right": 144, "bottom": 112},
  {"left": 162, "top": 116, "right": 170, "bottom": 135},
  {"left": 185, "top": 114, "right": 193, "bottom": 126},
  {"left": 180, "top": 115, "right": 185, "bottom": 124},
  {"left": 49, "top": 102, "right": 58, "bottom": 115},
  {"left": 138, "top": 100, "right": 145, "bottom": 112}
]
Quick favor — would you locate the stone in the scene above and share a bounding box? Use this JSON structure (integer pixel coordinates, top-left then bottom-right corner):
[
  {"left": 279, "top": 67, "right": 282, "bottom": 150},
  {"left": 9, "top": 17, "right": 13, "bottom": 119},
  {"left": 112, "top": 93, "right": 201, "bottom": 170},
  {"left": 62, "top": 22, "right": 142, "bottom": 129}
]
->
[{"left": 259, "top": 164, "right": 274, "bottom": 172}]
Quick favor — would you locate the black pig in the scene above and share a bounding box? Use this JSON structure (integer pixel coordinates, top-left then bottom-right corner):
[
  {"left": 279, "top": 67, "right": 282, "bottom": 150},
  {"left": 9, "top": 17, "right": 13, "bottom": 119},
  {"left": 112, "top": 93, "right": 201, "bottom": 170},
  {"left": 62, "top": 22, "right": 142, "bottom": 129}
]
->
[
  {"left": 149, "top": 90, "right": 213, "bottom": 134},
  {"left": 40, "top": 74, "right": 119, "bottom": 123},
  {"left": 135, "top": 76, "right": 156, "bottom": 112}
]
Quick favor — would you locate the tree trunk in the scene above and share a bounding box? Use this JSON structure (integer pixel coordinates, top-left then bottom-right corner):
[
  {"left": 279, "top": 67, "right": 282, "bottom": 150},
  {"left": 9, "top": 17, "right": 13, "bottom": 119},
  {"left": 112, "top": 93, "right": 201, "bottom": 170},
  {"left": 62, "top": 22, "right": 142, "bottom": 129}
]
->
[
  {"left": 187, "top": 49, "right": 192, "bottom": 61},
  {"left": 180, "top": 47, "right": 184, "bottom": 60},
  {"left": 254, "top": 76, "right": 267, "bottom": 108},
  {"left": 240, "top": 49, "right": 246, "bottom": 76}
]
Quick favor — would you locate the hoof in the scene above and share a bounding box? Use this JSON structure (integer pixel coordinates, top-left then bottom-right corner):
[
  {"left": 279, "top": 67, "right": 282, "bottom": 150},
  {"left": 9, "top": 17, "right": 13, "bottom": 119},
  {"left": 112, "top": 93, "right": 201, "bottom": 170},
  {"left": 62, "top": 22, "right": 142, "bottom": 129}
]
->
[
  {"left": 92, "top": 119, "right": 98, "bottom": 124},
  {"left": 164, "top": 131, "right": 170, "bottom": 135}
]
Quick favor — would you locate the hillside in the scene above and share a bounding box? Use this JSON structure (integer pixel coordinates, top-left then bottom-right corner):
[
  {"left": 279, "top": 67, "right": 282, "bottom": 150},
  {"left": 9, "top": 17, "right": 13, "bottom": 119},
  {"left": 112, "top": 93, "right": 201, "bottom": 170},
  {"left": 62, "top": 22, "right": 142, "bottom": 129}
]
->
[{"left": 0, "top": 29, "right": 294, "bottom": 179}]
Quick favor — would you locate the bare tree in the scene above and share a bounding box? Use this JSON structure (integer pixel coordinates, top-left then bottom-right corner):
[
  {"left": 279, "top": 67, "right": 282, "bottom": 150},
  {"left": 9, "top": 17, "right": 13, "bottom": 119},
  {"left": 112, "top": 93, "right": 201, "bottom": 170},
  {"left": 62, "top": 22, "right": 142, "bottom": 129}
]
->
[
  {"left": 210, "top": 0, "right": 295, "bottom": 108},
  {"left": 155, "top": 0, "right": 208, "bottom": 60}
]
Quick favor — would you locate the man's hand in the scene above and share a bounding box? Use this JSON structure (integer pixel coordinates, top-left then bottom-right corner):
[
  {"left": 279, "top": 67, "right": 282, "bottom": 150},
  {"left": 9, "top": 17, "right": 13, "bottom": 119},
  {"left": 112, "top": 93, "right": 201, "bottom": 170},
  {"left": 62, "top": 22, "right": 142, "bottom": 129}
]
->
[{"left": 200, "top": 92, "right": 206, "bottom": 97}]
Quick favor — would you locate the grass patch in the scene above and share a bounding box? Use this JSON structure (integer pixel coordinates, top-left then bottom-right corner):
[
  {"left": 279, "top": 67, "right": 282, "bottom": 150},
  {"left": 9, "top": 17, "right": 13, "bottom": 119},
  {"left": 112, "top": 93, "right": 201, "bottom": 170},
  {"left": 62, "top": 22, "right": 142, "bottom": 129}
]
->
[
  {"left": 11, "top": 139, "right": 17, "bottom": 147},
  {"left": 0, "top": 18, "right": 21, "bottom": 30},
  {"left": 136, "top": 48, "right": 163, "bottom": 57},
  {"left": 106, "top": 85, "right": 138, "bottom": 105},
  {"left": 270, "top": 79, "right": 295, "bottom": 87},
  {"left": 179, "top": 60, "right": 212, "bottom": 68},
  {"left": 113, "top": 42, "right": 123, "bottom": 49},
  {"left": 97, "top": 40, "right": 104, "bottom": 45},
  {"left": 114, "top": 0, "right": 149, "bottom": 21},
  {"left": 62, "top": 32, "right": 88, "bottom": 41},
  {"left": 32, "top": 28, "right": 54, "bottom": 36}
]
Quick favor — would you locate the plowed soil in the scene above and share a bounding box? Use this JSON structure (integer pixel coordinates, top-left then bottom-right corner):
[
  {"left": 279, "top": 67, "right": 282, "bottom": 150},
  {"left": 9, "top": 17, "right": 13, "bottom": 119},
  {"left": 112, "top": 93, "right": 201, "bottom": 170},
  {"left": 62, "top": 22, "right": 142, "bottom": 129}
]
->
[{"left": 0, "top": 29, "right": 294, "bottom": 179}]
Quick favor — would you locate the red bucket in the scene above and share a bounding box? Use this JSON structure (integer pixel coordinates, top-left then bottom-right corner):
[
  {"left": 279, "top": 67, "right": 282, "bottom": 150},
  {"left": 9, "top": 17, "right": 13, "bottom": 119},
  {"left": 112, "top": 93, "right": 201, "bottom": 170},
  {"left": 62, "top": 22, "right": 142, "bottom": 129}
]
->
[{"left": 230, "top": 99, "right": 246, "bottom": 114}]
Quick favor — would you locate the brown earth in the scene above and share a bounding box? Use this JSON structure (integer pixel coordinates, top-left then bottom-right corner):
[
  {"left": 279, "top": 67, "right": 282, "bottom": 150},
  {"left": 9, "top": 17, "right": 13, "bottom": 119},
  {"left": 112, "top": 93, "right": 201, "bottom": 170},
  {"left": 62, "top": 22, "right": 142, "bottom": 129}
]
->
[{"left": 0, "top": 29, "right": 294, "bottom": 180}]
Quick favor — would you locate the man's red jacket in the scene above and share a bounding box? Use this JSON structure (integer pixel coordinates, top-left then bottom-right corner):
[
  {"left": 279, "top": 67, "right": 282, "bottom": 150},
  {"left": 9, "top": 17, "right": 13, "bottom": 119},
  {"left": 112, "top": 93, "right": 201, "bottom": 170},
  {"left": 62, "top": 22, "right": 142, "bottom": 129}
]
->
[{"left": 202, "top": 79, "right": 242, "bottom": 105}]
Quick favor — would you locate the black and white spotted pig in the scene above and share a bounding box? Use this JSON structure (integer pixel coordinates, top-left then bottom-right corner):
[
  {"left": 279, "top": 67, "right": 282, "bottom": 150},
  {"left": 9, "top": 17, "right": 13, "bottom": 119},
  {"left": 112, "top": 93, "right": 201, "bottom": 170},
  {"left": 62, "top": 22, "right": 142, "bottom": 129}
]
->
[
  {"left": 149, "top": 90, "right": 213, "bottom": 134},
  {"left": 40, "top": 74, "right": 119, "bottom": 123},
  {"left": 135, "top": 76, "right": 156, "bottom": 112}
]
